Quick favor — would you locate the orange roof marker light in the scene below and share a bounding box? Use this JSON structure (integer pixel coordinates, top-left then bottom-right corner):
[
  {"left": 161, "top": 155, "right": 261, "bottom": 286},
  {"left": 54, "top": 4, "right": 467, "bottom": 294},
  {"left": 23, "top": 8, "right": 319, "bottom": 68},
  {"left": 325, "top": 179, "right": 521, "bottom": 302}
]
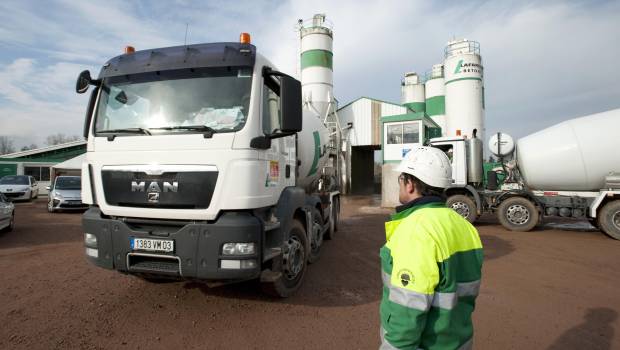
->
[
  {"left": 240, "top": 33, "right": 251, "bottom": 44},
  {"left": 125, "top": 46, "right": 136, "bottom": 54}
]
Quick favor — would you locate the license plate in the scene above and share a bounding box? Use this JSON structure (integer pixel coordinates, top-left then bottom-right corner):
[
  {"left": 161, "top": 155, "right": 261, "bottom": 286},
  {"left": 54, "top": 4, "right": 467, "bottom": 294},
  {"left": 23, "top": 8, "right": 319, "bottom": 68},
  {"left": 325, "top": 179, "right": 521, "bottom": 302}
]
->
[{"left": 130, "top": 238, "right": 174, "bottom": 252}]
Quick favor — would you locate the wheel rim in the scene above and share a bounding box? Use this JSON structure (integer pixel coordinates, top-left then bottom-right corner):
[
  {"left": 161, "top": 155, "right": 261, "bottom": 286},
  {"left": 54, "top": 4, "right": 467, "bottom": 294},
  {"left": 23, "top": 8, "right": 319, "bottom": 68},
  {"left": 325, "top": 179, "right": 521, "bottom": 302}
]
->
[
  {"left": 48, "top": 201, "right": 53, "bottom": 211},
  {"left": 283, "top": 235, "right": 304, "bottom": 280},
  {"left": 507, "top": 204, "right": 530, "bottom": 225},
  {"left": 451, "top": 202, "right": 470, "bottom": 218},
  {"left": 612, "top": 210, "right": 620, "bottom": 231},
  {"left": 10, "top": 214, "right": 14, "bottom": 228}
]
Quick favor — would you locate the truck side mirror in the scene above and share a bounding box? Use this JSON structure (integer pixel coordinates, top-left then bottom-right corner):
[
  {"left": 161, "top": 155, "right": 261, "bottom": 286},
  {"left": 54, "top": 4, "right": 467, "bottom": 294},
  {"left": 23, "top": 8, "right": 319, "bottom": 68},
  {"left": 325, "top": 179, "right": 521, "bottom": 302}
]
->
[
  {"left": 279, "top": 75, "right": 302, "bottom": 133},
  {"left": 76, "top": 70, "right": 92, "bottom": 94}
]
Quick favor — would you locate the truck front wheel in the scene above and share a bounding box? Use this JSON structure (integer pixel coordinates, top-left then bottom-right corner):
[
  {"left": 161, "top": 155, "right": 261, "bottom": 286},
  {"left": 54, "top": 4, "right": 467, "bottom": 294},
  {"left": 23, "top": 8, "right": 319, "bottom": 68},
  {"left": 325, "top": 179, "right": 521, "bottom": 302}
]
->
[
  {"left": 261, "top": 219, "right": 308, "bottom": 297},
  {"left": 446, "top": 194, "right": 477, "bottom": 223},
  {"left": 598, "top": 200, "right": 620, "bottom": 240},
  {"left": 497, "top": 197, "right": 539, "bottom": 232}
]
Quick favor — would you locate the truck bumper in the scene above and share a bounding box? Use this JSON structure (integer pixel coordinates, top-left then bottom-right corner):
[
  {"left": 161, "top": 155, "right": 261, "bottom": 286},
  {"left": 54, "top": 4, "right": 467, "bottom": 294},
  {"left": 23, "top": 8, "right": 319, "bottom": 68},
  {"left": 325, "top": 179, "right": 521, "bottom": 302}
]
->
[{"left": 82, "top": 207, "right": 262, "bottom": 281}]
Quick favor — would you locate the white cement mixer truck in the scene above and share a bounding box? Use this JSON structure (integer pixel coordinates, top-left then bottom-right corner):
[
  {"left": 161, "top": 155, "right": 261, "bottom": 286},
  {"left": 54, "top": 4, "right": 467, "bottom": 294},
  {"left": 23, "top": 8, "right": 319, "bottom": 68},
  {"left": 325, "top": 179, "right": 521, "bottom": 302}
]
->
[
  {"left": 74, "top": 17, "right": 343, "bottom": 297},
  {"left": 430, "top": 108, "right": 620, "bottom": 240}
]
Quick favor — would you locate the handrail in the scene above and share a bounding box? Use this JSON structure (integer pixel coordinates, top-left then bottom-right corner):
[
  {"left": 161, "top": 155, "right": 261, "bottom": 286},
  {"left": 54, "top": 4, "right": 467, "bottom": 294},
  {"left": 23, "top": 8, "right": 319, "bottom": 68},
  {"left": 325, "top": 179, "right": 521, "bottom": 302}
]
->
[
  {"left": 444, "top": 40, "right": 480, "bottom": 58},
  {"left": 297, "top": 16, "right": 334, "bottom": 31}
]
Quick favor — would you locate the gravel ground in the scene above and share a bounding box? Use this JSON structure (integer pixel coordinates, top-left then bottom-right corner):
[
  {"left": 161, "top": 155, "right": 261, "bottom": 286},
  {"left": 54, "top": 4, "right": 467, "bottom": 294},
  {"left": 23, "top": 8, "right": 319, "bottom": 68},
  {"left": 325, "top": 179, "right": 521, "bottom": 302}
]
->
[{"left": 0, "top": 196, "right": 618, "bottom": 349}]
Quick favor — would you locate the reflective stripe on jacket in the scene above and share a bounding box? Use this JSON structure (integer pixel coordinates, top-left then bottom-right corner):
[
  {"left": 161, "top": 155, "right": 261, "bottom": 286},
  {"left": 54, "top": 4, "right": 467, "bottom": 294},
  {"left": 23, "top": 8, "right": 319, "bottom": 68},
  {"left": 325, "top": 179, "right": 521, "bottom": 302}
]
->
[{"left": 380, "top": 199, "right": 483, "bottom": 350}]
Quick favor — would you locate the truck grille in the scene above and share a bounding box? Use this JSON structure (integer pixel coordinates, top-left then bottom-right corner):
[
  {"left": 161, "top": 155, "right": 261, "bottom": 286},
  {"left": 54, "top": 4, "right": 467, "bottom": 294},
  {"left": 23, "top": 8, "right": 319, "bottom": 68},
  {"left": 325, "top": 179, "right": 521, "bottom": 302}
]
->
[
  {"left": 127, "top": 254, "right": 181, "bottom": 276},
  {"left": 101, "top": 168, "right": 218, "bottom": 209}
]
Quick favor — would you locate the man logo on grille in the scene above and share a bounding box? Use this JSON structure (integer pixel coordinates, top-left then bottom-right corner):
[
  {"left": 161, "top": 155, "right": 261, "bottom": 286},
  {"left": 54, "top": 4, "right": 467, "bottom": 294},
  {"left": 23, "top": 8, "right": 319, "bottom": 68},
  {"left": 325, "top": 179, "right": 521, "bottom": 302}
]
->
[{"left": 148, "top": 192, "right": 160, "bottom": 203}]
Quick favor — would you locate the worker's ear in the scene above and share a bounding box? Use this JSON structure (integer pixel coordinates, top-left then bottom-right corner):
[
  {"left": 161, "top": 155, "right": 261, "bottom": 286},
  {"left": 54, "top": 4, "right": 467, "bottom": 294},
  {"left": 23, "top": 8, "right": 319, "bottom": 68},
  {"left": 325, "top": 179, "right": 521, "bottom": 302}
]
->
[{"left": 406, "top": 179, "right": 416, "bottom": 195}]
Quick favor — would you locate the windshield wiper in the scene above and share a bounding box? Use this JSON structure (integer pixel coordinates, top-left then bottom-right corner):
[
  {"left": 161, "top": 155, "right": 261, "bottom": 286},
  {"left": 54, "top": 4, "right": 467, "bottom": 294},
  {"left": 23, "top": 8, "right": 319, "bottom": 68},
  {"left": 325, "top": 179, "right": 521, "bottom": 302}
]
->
[
  {"left": 98, "top": 128, "right": 152, "bottom": 135},
  {"left": 150, "top": 125, "right": 216, "bottom": 138},
  {"left": 97, "top": 128, "right": 151, "bottom": 141}
]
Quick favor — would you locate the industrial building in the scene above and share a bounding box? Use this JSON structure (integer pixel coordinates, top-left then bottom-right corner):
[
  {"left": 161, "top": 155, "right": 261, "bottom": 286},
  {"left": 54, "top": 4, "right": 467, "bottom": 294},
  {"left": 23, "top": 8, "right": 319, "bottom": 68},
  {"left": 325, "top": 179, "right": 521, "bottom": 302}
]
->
[
  {"left": 337, "top": 97, "right": 409, "bottom": 194},
  {"left": 0, "top": 140, "right": 86, "bottom": 195},
  {"left": 338, "top": 38, "right": 485, "bottom": 206}
]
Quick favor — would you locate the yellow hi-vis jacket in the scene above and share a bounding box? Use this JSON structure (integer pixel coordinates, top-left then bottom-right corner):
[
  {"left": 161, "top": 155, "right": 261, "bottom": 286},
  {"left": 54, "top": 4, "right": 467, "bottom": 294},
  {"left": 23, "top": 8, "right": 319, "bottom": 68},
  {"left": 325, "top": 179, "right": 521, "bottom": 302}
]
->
[{"left": 380, "top": 197, "right": 483, "bottom": 350}]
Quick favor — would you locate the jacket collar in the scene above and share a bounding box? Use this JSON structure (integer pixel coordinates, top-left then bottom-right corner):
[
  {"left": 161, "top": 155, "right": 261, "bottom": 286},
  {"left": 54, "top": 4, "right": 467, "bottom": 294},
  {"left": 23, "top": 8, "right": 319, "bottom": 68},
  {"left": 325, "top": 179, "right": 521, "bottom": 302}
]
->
[{"left": 391, "top": 196, "right": 445, "bottom": 221}]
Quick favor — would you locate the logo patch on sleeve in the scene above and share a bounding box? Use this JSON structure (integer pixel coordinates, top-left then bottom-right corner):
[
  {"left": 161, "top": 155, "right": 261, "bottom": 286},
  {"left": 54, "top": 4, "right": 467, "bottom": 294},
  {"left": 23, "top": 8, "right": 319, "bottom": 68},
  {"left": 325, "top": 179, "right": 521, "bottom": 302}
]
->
[{"left": 398, "top": 269, "right": 414, "bottom": 287}]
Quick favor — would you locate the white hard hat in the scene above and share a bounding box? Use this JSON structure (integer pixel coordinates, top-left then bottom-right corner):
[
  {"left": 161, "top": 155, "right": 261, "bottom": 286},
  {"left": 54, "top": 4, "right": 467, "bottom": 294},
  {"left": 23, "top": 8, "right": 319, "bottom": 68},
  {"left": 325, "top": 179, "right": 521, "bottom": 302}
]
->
[{"left": 395, "top": 146, "right": 452, "bottom": 188}]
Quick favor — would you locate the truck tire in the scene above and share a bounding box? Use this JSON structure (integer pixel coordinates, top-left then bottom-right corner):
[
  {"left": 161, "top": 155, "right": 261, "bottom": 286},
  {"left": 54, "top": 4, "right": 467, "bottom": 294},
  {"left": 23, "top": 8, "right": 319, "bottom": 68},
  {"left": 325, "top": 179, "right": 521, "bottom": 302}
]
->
[
  {"left": 497, "top": 197, "right": 539, "bottom": 232},
  {"left": 325, "top": 196, "right": 339, "bottom": 240},
  {"left": 598, "top": 200, "right": 620, "bottom": 240},
  {"left": 308, "top": 207, "right": 323, "bottom": 264},
  {"left": 261, "top": 219, "right": 308, "bottom": 297},
  {"left": 447, "top": 195, "right": 477, "bottom": 223}
]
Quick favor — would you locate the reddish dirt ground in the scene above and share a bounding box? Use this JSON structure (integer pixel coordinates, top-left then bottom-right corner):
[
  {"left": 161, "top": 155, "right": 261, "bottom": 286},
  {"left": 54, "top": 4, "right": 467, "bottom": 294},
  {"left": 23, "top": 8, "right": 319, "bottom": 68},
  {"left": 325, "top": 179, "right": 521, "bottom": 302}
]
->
[{"left": 0, "top": 196, "right": 619, "bottom": 349}]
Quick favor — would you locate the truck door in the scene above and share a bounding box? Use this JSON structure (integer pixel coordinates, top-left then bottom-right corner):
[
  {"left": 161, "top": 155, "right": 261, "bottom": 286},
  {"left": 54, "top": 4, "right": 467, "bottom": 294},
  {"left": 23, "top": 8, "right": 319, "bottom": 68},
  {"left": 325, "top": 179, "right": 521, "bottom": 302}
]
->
[{"left": 261, "top": 78, "right": 295, "bottom": 189}]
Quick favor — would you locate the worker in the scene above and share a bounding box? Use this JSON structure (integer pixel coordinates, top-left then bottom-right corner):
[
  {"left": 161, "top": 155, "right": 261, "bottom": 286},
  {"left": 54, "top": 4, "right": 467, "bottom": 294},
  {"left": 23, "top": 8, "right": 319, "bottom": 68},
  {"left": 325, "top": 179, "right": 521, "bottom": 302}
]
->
[{"left": 380, "top": 146, "right": 483, "bottom": 350}]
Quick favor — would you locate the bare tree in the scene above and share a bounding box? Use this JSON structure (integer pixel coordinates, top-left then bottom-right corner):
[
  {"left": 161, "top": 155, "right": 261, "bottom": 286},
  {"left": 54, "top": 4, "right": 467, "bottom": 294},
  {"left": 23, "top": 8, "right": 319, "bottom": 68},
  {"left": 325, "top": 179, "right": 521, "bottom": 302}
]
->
[
  {"left": 0, "top": 136, "right": 16, "bottom": 155},
  {"left": 20, "top": 143, "right": 38, "bottom": 151},
  {"left": 45, "top": 133, "right": 81, "bottom": 146}
]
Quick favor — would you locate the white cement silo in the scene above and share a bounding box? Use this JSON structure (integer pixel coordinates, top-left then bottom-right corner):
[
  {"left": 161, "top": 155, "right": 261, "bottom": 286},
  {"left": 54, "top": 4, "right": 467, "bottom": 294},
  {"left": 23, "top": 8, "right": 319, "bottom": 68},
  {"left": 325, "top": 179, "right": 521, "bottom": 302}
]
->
[
  {"left": 300, "top": 14, "right": 334, "bottom": 119},
  {"left": 444, "top": 39, "right": 484, "bottom": 140},
  {"left": 401, "top": 72, "right": 425, "bottom": 113}
]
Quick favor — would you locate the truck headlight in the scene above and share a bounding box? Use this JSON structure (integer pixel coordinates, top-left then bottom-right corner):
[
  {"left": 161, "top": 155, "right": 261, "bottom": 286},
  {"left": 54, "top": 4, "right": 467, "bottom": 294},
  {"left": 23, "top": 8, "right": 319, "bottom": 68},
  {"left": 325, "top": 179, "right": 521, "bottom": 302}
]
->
[
  {"left": 222, "top": 242, "right": 255, "bottom": 255},
  {"left": 84, "top": 233, "right": 97, "bottom": 248}
]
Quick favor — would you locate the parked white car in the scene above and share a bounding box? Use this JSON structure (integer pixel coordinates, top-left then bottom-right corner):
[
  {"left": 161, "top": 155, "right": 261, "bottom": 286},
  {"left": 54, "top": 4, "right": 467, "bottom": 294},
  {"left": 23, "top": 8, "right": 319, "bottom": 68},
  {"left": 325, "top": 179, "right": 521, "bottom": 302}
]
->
[
  {"left": 0, "top": 175, "right": 39, "bottom": 201},
  {"left": 0, "top": 192, "right": 15, "bottom": 232}
]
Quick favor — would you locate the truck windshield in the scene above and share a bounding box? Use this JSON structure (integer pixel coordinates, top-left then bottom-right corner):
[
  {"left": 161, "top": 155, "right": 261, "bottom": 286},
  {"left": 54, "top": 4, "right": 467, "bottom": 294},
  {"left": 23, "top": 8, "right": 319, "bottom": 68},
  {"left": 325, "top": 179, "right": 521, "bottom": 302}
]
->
[
  {"left": 55, "top": 177, "right": 81, "bottom": 190},
  {"left": 94, "top": 67, "right": 253, "bottom": 135}
]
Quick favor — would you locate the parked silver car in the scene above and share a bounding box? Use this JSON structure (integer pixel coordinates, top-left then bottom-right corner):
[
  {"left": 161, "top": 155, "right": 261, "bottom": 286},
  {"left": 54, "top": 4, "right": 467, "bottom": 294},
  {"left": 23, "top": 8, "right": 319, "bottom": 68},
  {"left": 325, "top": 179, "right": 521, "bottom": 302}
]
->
[
  {"left": 0, "top": 192, "right": 15, "bottom": 232},
  {"left": 0, "top": 175, "right": 39, "bottom": 201},
  {"left": 47, "top": 176, "right": 88, "bottom": 213}
]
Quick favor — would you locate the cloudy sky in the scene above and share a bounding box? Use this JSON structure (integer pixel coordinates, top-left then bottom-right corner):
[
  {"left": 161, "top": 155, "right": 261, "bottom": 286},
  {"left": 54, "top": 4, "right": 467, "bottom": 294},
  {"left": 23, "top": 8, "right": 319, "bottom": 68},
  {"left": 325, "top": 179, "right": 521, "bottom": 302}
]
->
[{"left": 0, "top": 0, "right": 619, "bottom": 149}]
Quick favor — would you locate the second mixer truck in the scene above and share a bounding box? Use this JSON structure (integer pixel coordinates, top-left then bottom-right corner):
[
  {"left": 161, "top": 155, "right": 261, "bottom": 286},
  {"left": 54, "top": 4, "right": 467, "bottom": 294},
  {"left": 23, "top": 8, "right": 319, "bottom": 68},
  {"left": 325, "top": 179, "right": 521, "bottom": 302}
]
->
[{"left": 430, "top": 108, "right": 620, "bottom": 240}]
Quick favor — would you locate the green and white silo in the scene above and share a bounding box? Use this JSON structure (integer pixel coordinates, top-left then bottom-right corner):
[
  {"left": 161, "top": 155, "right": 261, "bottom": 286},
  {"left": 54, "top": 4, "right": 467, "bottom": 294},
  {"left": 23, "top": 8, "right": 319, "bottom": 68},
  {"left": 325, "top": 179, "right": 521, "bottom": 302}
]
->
[
  {"left": 424, "top": 64, "right": 446, "bottom": 135},
  {"left": 299, "top": 14, "right": 334, "bottom": 119},
  {"left": 401, "top": 72, "right": 425, "bottom": 113},
  {"left": 444, "top": 39, "right": 484, "bottom": 139}
]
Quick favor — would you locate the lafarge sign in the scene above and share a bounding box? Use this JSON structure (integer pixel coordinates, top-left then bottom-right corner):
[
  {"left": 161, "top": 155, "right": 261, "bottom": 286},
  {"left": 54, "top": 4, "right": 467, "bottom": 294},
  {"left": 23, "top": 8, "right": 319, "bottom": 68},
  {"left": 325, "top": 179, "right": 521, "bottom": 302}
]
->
[
  {"left": 445, "top": 56, "right": 484, "bottom": 82},
  {"left": 454, "top": 60, "right": 483, "bottom": 75}
]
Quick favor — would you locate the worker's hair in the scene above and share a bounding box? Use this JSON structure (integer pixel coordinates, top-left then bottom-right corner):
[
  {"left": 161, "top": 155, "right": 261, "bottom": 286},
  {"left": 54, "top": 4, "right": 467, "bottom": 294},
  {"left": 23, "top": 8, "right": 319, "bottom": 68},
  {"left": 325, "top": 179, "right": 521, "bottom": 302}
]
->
[{"left": 400, "top": 173, "right": 445, "bottom": 198}]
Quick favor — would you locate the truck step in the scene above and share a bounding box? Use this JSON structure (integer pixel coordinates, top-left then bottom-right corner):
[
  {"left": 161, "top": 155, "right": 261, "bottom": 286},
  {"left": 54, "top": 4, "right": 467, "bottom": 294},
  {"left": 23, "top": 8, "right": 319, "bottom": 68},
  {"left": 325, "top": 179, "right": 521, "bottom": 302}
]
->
[{"left": 260, "top": 268, "right": 282, "bottom": 282}]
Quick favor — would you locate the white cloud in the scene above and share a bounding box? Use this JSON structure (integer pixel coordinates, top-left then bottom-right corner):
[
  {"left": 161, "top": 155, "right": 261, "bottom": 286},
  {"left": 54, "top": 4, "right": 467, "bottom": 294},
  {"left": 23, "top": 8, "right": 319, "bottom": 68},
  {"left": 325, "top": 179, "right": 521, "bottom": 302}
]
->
[{"left": 0, "top": 0, "right": 619, "bottom": 149}]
